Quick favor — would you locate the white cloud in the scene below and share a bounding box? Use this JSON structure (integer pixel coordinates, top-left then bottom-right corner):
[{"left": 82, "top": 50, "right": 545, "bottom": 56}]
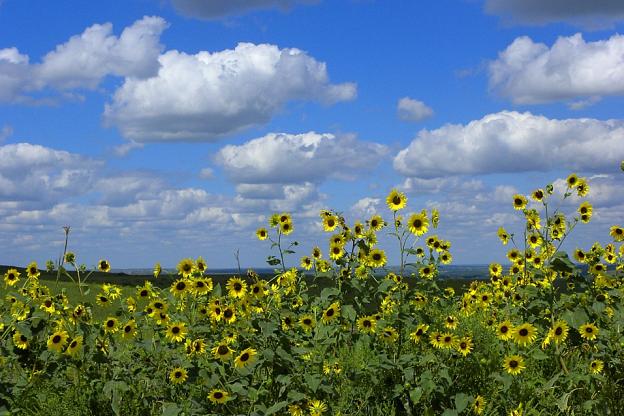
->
[
  {"left": 113, "top": 141, "right": 144, "bottom": 157},
  {"left": 217, "top": 131, "right": 387, "bottom": 183},
  {"left": 489, "top": 34, "right": 624, "bottom": 104},
  {"left": 397, "top": 97, "right": 433, "bottom": 122},
  {"left": 484, "top": 0, "right": 624, "bottom": 28},
  {"left": 401, "top": 177, "right": 484, "bottom": 194},
  {"left": 199, "top": 167, "right": 215, "bottom": 180},
  {"left": 350, "top": 197, "right": 381, "bottom": 218},
  {"left": 394, "top": 111, "right": 624, "bottom": 178},
  {"left": 104, "top": 43, "right": 356, "bottom": 141},
  {"left": 170, "top": 0, "right": 317, "bottom": 19},
  {"left": 0, "top": 17, "right": 167, "bottom": 102}
]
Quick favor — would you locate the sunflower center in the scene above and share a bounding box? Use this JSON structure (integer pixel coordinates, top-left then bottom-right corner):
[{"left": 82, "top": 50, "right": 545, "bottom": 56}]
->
[
  {"left": 373, "top": 254, "right": 381, "bottom": 261},
  {"left": 106, "top": 320, "right": 114, "bottom": 327},
  {"left": 217, "top": 345, "right": 229, "bottom": 355},
  {"left": 224, "top": 309, "right": 233, "bottom": 318},
  {"left": 371, "top": 220, "right": 378, "bottom": 227},
  {"left": 176, "top": 282, "right": 186, "bottom": 290},
  {"left": 500, "top": 326, "right": 508, "bottom": 334},
  {"left": 52, "top": 335, "right": 62, "bottom": 344},
  {"left": 392, "top": 196, "right": 401, "bottom": 205},
  {"left": 519, "top": 328, "right": 528, "bottom": 336},
  {"left": 253, "top": 286, "right": 260, "bottom": 293},
  {"left": 234, "top": 283, "right": 242, "bottom": 291},
  {"left": 326, "top": 308, "right": 335, "bottom": 317},
  {"left": 214, "top": 392, "right": 223, "bottom": 399},
  {"left": 124, "top": 325, "right": 132, "bottom": 333},
  {"left": 175, "top": 371, "right": 182, "bottom": 378},
  {"left": 585, "top": 327, "right": 593, "bottom": 333},
  {"left": 460, "top": 342, "right": 467, "bottom": 349},
  {"left": 363, "top": 319, "right": 371, "bottom": 327},
  {"left": 555, "top": 327, "right": 563, "bottom": 336},
  {"left": 155, "top": 302, "right": 163, "bottom": 309},
  {"left": 303, "top": 318, "right": 312, "bottom": 325},
  {"left": 45, "top": 300, "right": 52, "bottom": 307},
  {"left": 70, "top": 341, "right": 77, "bottom": 348},
  {"left": 509, "top": 360, "right": 518, "bottom": 368},
  {"left": 240, "top": 353, "right": 249, "bottom": 362},
  {"left": 514, "top": 198, "right": 522, "bottom": 205},
  {"left": 413, "top": 219, "right": 422, "bottom": 228},
  {"left": 172, "top": 326, "right": 180, "bottom": 334},
  {"left": 140, "top": 290, "right": 148, "bottom": 297},
  {"left": 20, "top": 335, "right": 27, "bottom": 342},
  {"left": 444, "top": 336, "right": 451, "bottom": 343}
]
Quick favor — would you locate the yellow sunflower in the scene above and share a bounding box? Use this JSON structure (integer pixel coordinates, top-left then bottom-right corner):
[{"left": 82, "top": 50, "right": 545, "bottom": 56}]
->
[
  {"left": 300, "top": 256, "right": 313, "bottom": 270},
  {"left": 26, "top": 262, "right": 40, "bottom": 279},
  {"left": 212, "top": 342, "right": 234, "bottom": 361},
  {"left": 386, "top": 189, "right": 407, "bottom": 211},
  {"left": 165, "top": 322, "right": 187, "bottom": 343},
  {"left": 322, "top": 215, "right": 339, "bottom": 232},
  {"left": 322, "top": 302, "right": 341, "bottom": 324},
  {"left": 456, "top": 337, "right": 473, "bottom": 356},
  {"left": 280, "top": 220, "right": 294, "bottom": 235},
  {"left": 300, "top": 314, "right": 316, "bottom": 333},
  {"left": 503, "top": 354, "right": 526, "bottom": 376},
  {"left": 610, "top": 225, "right": 624, "bottom": 242},
  {"left": 419, "top": 264, "right": 436, "bottom": 280},
  {"left": 4, "top": 268, "right": 20, "bottom": 287},
  {"left": 329, "top": 243, "right": 344, "bottom": 261},
  {"left": 47, "top": 330, "right": 69, "bottom": 353},
  {"left": 549, "top": 320, "right": 569, "bottom": 344},
  {"left": 170, "top": 279, "right": 189, "bottom": 297},
  {"left": 65, "top": 336, "right": 83, "bottom": 357},
  {"left": 566, "top": 173, "right": 579, "bottom": 188},
  {"left": 512, "top": 194, "right": 527, "bottom": 210},
  {"left": 121, "top": 320, "right": 137, "bottom": 340},
  {"left": 407, "top": 213, "right": 429, "bottom": 236},
  {"left": 496, "top": 320, "right": 514, "bottom": 341},
  {"left": 234, "top": 347, "right": 257, "bottom": 369},
  {"left": 226, "top": 277, "right": 247, "bottom": 299},
  {"left": 176, "top": 258, "right": 194, "bottom": 278},
  {"left": 473, "top": 395, "right": 486, "bottom": 415},
  {"left": 512, "top": 323, "right": 537, "bottom": 347},
  {"left": 589, "top": 359, "right": 604, "bottom": 374},
  {"left": 409, "top": 324, "right": 429, "bottom": 343},
  {"left": 256, "top": 228, "right": 268, "bottom": 240},
  {"left": 380, "top": 326, "right": 399, "bottom": 344},
  {"left": 98, "top": 259, "right": 111, "bottom": 273},
  {"left": 208, "top": 388, "right": 229, "bottom": 404},
  {"left": 367, "top": 248, "right": 387, "bottom": 268},
  {"left": 153, "top": 262, "right": 161, "bottom": 278},
  {"left": 356, "top": 315, "right": 377, "bottom": 334},
  {"left": 369, "top": 214, "right": 385, "bottom": 231},
  {"left": 531, "top": 188, "right": 545, "bottom": 202},
  {"left": 13, "top": 331, "right": 29, "bottom": 349},
  {"left": 169, "top": 367, "right": 188, "bottom": 385},
  {"left": 103, "top": 317, "right": 119, "bottom": 333},
  {"left": 579, "top": 323, "right": 599, "bottom": 341}
]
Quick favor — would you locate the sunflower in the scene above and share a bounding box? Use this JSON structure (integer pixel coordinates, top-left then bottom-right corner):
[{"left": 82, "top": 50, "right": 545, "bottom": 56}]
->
[
  {"left": 170, "top": 279, "right": 189, "bottom": 297},
  {"left": 64, "top": 252, "right": 76, "bottom": 263},
  {"left": 527, "top": 233, "right": 541, "bottom": 248},
  {"left": 322, "top": 302, "right": 341, "bottom": 324},
  {"left": 456, "top": 336, "right": 473, "bottom": 356},
  {"left": 576, "top": 179, "right": 589, "bottom": 197},
  {"left": 165, "top": 322, "right": 187, "bottom": 343},
  {"left": 153, "top": 262, "right": 161, "bottom": 278},
  {"left": 439, "top": 251, "right": 452, "bottom": 264},
  {"left": 610, "top": 225, "right": 624, "bottom": 242},
  {"left": 169, "top": 367, "right": 188, "bottom": 384},
  {"left": 4, "top": 268, "right": 20, "bottom": 287},
  {"left": 212, "top": 342, "right": 234, "bottom": 361},
  {"left": 47, "top": 330, "right": 69, "bottom": 353},
  {"left": 380, "top": 326, "right": 399, "bottom": 344},
  {"left": 256, "top": 228, "right": 268, "bottom": 240},
  {"left": 250, "top": 281, "right": 267, "bottom": 298},
  {"left": 512, "top": 194, "right": 527, "bottom": 210},
  {"left": 444, "top": 315, "right": 458, "bottom": 330},
  {"left": 566, "top": 173, "right": 579, "bottom": 188},
  {"left": 322, "top": 214, "right": 339, "bottom": 232},
  {"left": 190, "top": 338, "right": 206, "bottom": 355},
  {"left": 549, "top": 320, "right": 569, "bottom": 344},
  {"left": 300, "top": 314, "right": 316, "bottom": 332},
  {"left": 513, "top": 323, "right": 537, "bottom": 347},
  {"left": 503, "top": 355, "right": 526, "bottom": 376},
  {"left": 234, "top": 347, "right": 257, "bottom": 369},
  {"left": 356, "top": 315, "right": 377, "bottom": 334},
  {"left": 222, "top": 306, "right": 236, "bottom": 324},
  {"left": 573, "top": 249, "right": 586, "bottom": 263},
  {"left": 65, "top": 336, "right": 83, "bottom": 357},
  {"left": 489, "top": 263, "right": 502, "bottom": 278},
  {"left": 409, "top": 324, "right": 429, "bottom": 343},
  {"left": 280, "top": 221, "right": 294, "bottom": 235},
  {"left": 300, "top": 256, "right": 313, "bottom": 270},
  {"left": 208, "top": 388, "right": 229, "bottom": 404},
  {"left": 579, "top": 323, "right": 599, "bottom": 341},
  {"left": 26, "top": 262, "right": 40, "bottom": 279},
  {"left": 312, "top": 246, "right": 322, "bottom": 259},
  {"left": 209, "top": 304, "right": 223, "bottom": 322},
  {"left": 407, "top": 213, "right": 429, "bottom": 236},
  {"left": 589, "top": 359, "right": 604, "bottom": 374},
  {"left": 308, "top": 400, "right": 328, "bottom": 416},
  {"left": 531, "top": 189, "right": 545, "bottom": 202},
  {"left": 176, "top": 258, "right": 194, "bottom": 278},
  {"left": 98, "top": 259, "right": 111, "bottom": 273},
  {"left": 386, "top": 189, "right": 407, "bottom": 211},
  {"left": 440, "top": 333, "right": 456, "bottom": 349},
  {"left": 496, "top": 320, "right": 514, "bottom": 341},
  {"left": 194, "top": 256, "right": 207, "bottom": 274},
  {"left": 103, "top": 317, "right": 119, "bottom": 333},
  {"left": 369, "top": 214, "right": 385, "bottom": 231},
  {"left": 473, "top": 395, "right": 486, "bottom": 415},
  {"left": 191, "top": 278, "right": 213, "bottom": 296},
  {"left": 329, "top": 243, "right": 344, "bottom": 261},
  {"left": 419, "top": 264, "right": 436, "bottom": 280},
  {"left": 13, "top": 331, "right": 29, "bottom": 349},
  {"left": 367, "top": 248, "right": 387, "bottom": 268},
  {"left": 121, "top": 320, "right": 137, "bottom": 340},
  {"left": 40, "top": 297, "right": 56, "bottom": 314}
]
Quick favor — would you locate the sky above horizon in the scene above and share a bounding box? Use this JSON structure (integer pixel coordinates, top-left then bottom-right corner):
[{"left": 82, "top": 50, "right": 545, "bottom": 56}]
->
[{"left": 1, "top": 0, "right": 623, "bottom": 269}]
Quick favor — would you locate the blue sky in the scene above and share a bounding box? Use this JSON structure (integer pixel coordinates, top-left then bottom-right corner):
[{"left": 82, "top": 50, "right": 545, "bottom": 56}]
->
[{"left": 1, "top": 0, "right": 623, "bottom": 269}]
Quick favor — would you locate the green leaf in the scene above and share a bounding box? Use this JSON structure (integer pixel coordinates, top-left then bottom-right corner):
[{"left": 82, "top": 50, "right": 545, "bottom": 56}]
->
[
  {"left": 409, "top": 387, "right": 423, "bottom": 404},
  {"left": 265, "top": 401, "right": 289, "bottom": 416},
  {"left": 304, "top": 374, "right": 321, "bottom": 393},
  {"left": 320, "top": 287, "right": 340, "bottom": 302},
  {"left": 453, "top": 393, "right": 470, "bottom": 413},
  {"left": 342, "top": 304, "right": 356, "bottom": 322},
  {"left": 161, "top": 403, "right": 181, "bottom": 416}
]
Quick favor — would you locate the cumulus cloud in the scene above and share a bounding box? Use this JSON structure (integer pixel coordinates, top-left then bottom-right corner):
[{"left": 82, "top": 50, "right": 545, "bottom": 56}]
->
[
  {"left": 0, "top": 17, "right": 167, "bottom": 103},
  {"left": 393, "top": 111, "right": 624, "bottom": 178},
  {"left": 0, "top": 143, "right": 101, "bottom": 206},
  {"left": 216, "top": 131, "right": 387, "bottom": 184},
  {"left": 170, "top": 0, "right": 318, "bottom": 19},
  {"left": 350, "top": 197, "right": 381, "bottom": 218},
  {"left": 397, "top": 97, "right": 433, "bottom": 122},
  {"left": 401, "top": 177, "right": 484, "bottom": 194},
  {"left": 489, "top": 34, "right": 624, "bottom": 105},
  {"left": 484, "top": 0, "right": 624, "bottom": 28},
  {"left": 104, "top": 43, "right": 356, "bottom": 141}
]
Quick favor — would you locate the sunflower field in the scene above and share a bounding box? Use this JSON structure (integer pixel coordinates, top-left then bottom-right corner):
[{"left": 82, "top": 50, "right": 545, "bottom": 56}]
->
[{"left": 1, "top": 172, "right": 624, "bottom": 416}]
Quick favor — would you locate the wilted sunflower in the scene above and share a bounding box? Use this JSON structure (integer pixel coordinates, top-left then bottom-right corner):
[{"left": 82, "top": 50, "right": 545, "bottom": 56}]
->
[
  {"left": 65, "top": 336, "right": 83, "bottom": 357},
  {"left": 169, "top": 367, "right": 188, "bottom": 385},
  {"left": 386, "top": 189, "right": 407, "bottom": 211},
  {"left": 513, "top": 323, "right": 538, "bottom": 346},
  {"left": 579, "top": 323, "right": 599, "bottom": 341},
  {"left": 47, "top": 330, "right": 69, "bottom": 353},
  {"left": 322, "top": 302, "right": 341, "bottom": 324},
  {"left": 234, "top": 347, "right": 257, "bottom": 369},
  {"left": 256, "top": 228, "right": 268, "bottom": 240},
  {"left": 503, "top": 354, "right": 526, "bottom": 376},
  {"left": 98, "top": 259, "right": 111, "bottom": 273},
  {"left": 512, "top": 194, "right": 527, "bottom": 210},
  {"left": 176, "top": 258, "right": 194, "bottom": 278},
  {"left": 165, "top": 322, "right": 187, "bottom": 343},
  {"left": 208, "top": 388, "right": 229, "bottom": 404},
  {"left": 4, "top": 268, "right": 20, "bottom": 287}
]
